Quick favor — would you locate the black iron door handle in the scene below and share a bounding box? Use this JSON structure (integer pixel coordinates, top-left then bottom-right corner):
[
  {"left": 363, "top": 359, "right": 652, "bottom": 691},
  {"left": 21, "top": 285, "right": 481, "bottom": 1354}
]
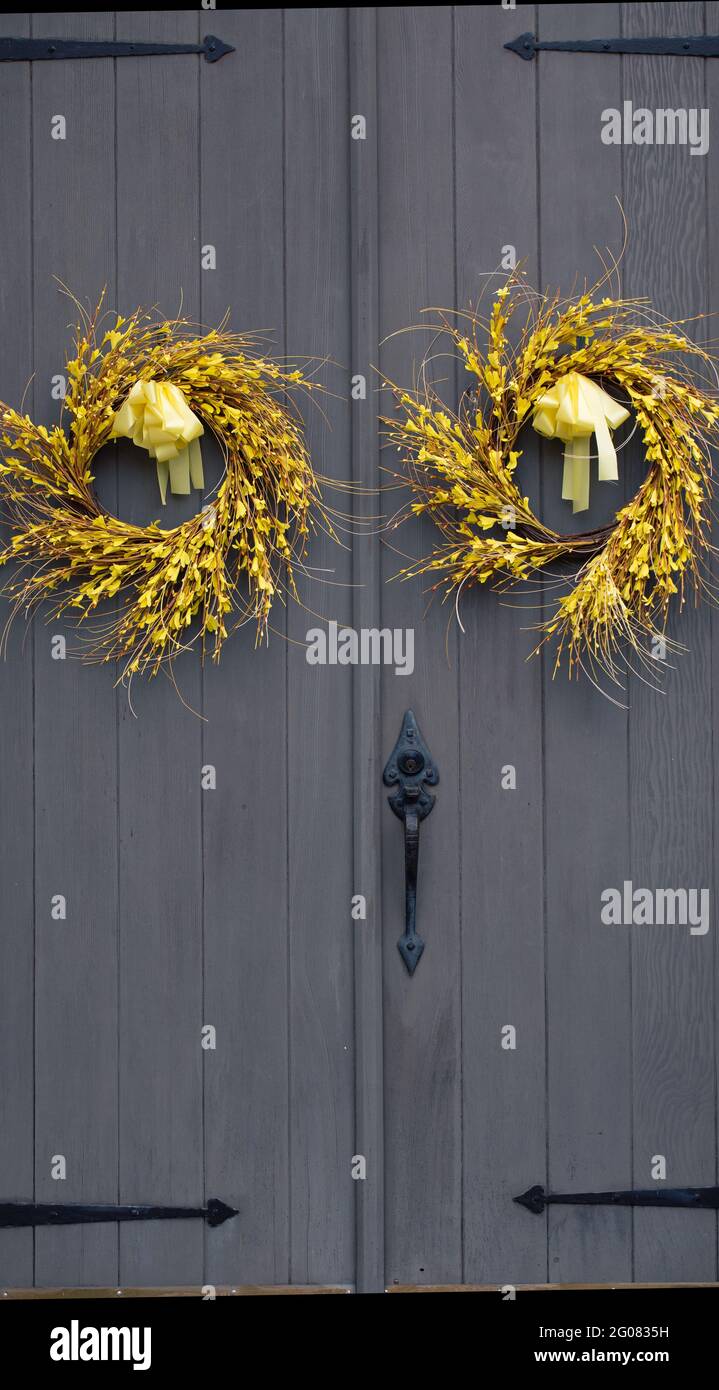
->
[{"left": 383, "top": 710, "right": 438, "bottom": 974}]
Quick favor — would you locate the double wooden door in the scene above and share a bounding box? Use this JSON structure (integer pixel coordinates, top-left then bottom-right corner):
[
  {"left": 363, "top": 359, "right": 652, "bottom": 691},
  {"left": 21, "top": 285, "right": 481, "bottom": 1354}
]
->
[{"left": 0, "top": 6, "right": 717, "bottom": 1293}]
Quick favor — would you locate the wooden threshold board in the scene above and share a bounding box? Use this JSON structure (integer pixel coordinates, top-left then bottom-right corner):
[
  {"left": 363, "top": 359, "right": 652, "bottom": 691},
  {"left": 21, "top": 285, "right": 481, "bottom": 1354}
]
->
[
  {"left": 1, "top": 1285, "right": 353, "bottom": 1299},
  {"left": 388, "top": 1282, "right": 719, "bottom": 1293},
  {"left": 3, "top": 1281, "right": 718, "bottom": 1298}
]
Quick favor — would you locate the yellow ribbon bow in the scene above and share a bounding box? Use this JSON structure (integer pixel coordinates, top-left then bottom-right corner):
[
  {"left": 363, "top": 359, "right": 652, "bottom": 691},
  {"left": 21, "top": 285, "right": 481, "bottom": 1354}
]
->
[
  {"left": 110, "top": 380, "right": 204, "bottom": 505},
  {"left": 532, "top": 372, "right": 629, "bottom": 514}
]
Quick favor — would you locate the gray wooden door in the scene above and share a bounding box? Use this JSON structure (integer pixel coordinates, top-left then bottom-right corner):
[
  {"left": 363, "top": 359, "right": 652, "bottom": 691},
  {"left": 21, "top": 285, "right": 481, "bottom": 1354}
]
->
[{"left": 0, "top": 5, "right": 717, "bottom": 1296}]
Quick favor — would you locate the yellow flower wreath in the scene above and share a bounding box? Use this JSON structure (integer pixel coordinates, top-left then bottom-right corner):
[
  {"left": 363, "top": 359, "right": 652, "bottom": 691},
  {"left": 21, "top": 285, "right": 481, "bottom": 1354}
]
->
[
  {"left": 386, "top": 277, "right": 719, "bottom": 685},
  {"left": 0, "top": 296, "right": 330, "bottom": 682}
]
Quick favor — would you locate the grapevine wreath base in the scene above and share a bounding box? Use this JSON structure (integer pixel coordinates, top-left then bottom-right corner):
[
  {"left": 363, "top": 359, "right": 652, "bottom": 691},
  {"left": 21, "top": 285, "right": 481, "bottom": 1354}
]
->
[
  {"left": 386, "top": 277, "right": 719, "bottom": 687},
  {"left": 0, "top": 295, "right": 330, "bottom": 683}
]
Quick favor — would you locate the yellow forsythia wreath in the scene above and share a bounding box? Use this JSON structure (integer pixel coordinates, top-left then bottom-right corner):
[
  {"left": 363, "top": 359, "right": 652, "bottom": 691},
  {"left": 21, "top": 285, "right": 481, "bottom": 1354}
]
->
[
  {"left": 0, "top": 296, "right": 329, "bottom": 681},
  {"left": 386, "top": 278, "right": 719, "bottom": 684}
]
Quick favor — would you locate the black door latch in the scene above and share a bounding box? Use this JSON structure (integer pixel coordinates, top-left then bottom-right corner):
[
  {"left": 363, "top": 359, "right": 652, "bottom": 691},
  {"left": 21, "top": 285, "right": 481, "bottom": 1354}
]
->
[{"left": 383, "top": 710, "right": 439, "bottom": 975}]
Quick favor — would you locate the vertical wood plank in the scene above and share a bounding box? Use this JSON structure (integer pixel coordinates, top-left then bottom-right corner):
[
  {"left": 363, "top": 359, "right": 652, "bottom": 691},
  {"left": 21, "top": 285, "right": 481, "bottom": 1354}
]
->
[
  {"left": 378, "top": 4, "right": 462, "bottom": 1286},
  {"left": 284, "top": 7, "right": 355, "bottom": 1284},
  {"left": 200, "top": 8, "right": 291, "bottom": 1286},
  {"left": 349, "top": 7, "right": 384, "bottom": 1293},
  {"left": 455, "top": 1, "right": 546, "bottom": 1285},
  {"left": 115, "top": 8, "right": 204, "bottom": 1287},
  {"left": 537, "top": 2, "right": 633, "bottom": 1284},
  {"left": 31, "top": 10, "right": 119, "bottom": 1288},
  {"left": 707, "top": 0, "right": 719, "bottom": 1287},
  {"left": 623, "top": 0, "right": 716, "bottom": 1284},
  {"left": 0, "top": 9, "right": 34, "bottom": 1289}
]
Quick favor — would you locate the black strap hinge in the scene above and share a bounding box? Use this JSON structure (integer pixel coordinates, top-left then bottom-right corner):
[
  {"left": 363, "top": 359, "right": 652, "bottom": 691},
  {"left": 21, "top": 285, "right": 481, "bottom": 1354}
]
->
[
  {"left": 0, "top": 1198, "right": 238, "bottom": 1228},
  {"left": 515, "top": 1183, "right": 719, "bottom": 1213},
  {"left": 506, "top": 32, "right": 719, "bottom": 61},
  {"left": 0, "top": 35, "right": 234, "bottom": 65}
]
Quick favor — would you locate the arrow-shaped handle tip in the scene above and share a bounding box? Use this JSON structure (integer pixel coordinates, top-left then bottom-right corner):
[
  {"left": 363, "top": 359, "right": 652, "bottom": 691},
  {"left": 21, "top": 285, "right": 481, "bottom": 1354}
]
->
[
  {"left": 202, "top": 35, "right": 235, "bottom": 64},
  {"left": 206, "top": 1198, "right": 239, "bottom": 1227},
  {"left": 505, "top": 33, "right": 537, "bottom": 60},
  {"left": 514, "top": 1184, "right": 546, "bottom": 1214},
  {"left": 398, "top": 932, "right": 425, "bottom": 974}
]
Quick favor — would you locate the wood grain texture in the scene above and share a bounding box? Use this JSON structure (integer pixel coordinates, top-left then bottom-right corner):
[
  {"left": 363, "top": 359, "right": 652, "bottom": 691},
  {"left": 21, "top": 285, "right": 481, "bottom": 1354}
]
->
[
  {"left": 537, "top": 2, "right": 633, "bottom": 1285},
  {"left": 622, "top": 0, "right": 716, "bottom": 1285},
  {"left": 387, "top": 1280, "right": 719, "bottom": 1291},
  {"left": 378, "top": 4, "right": 462, "bottom": 1286},
  {"left": 707, "top": 0, "right": 719, "bottom": 1291},
  {"left": 0, "top": 9, "right": 34, "bottom": 1291},
  {"left": 115, "top": 8, "right": 204, "bottom": 1288},
  {"left": 455, "top": 1, "right": 546, "bottom": 1286},
  {"left": 200, "top": 7, "right": 291, "bottom": 1291},
  {"left": 284, "top": 7, "right": 355, "bottom": 1285},
  {"left": 349, "top": 7, "right": 384, "bottom": 1293},
  {"left": 31, "top": 9, "right": 119, "bottom": 1290},
  {"left": 6, "top": 1279, "right": 719, "bottom": 1295},
  {"left": 0, "top": 1283, "right": 353, "bottom": 1297}
]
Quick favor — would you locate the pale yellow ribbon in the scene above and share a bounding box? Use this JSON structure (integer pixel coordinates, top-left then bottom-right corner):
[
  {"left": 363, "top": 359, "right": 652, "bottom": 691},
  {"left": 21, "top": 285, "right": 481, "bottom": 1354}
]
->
[
  {"left": 532, "top": 372, "right": 629, "bottom": 514},
  {"left": 110, "top": 380, "right": 204, "bottom": 505}
]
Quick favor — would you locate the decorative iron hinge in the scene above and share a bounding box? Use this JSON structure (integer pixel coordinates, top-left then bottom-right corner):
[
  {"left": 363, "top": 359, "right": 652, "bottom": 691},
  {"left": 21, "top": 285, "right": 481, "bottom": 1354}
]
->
[
  {"left": 0, "top": 35, "right": 234, "bottom": 65},
  {"left": 515, "top": 1183, "right": 719, "bottom": 1214},
  {"left": 0, "top": 1198, "right": 237, "bottom": 1228},
  {"left": 506, "top": 31, "right": 719, "bottom": 61},
  {"left": 383, "top": 710, "right": 439, "bottom": 975}
]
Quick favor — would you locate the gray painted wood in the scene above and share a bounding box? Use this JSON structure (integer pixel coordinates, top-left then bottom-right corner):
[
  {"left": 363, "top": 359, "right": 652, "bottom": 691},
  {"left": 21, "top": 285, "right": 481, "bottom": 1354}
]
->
[
  {"left": 31, "top": 10, "right": 119, "bottom": 1289},
  {"left": 0, "top": 6, "right": 717, "bottom": 1292},
  {"left": 349, "top": 7, "right": 384, "bottom": 1294},
  {"left": 115, "top": 9, "right": 204, "bottom": 1287},
  {"left": 538, "top": 2, "right": 634, "bottom": 1286},
  {"left": 200, "top": 7, "right": 290, "bottom": 1287},
  {"left": 284, "top": 7, "right": 355, "bottom": 1284},
  {"left": 623, "top": 0, "right": 716, "bottom": 1284},
  {"left": 707, "top": 0, "right": 719, "bottom": 1284},
  {"left": 0, "top": 9, "right": 34, "bottom": 1291},
  {"left": 378, "top": 5, "right": 463, "bottom": 1286},
  {"left": 455, "top": 1, "right": 547, "bottom": 1286}
]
